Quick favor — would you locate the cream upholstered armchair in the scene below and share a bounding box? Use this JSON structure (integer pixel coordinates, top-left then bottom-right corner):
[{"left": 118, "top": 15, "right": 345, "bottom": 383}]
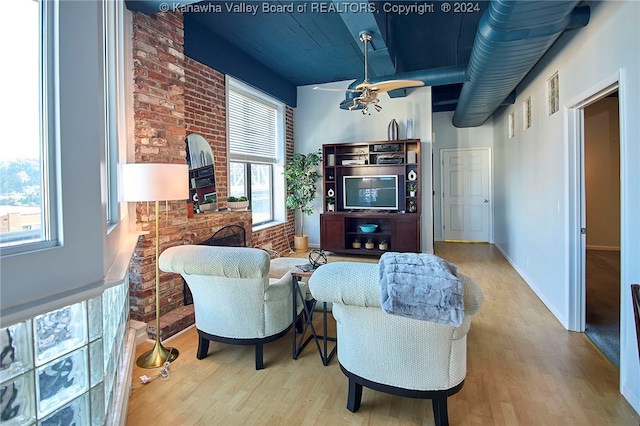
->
[
  {"left": 158, "top": 245, "right": 304, "bottom": 370},
  {"left": 308, "top": 261, "right": 483, "bottom": 426}
]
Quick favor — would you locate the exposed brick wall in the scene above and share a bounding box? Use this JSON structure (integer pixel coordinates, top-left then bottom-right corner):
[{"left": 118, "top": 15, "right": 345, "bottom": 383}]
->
[
  {"left": 129, "top": 12, "right": 296, "bottom": 338},
  {"left": 183, "top": 57, "right": 296, "bottom": 254},
  {"left": 184, "top": 58, "right": 228, "bottom": 201},
  {"left": 130, "top": 10, "right": 188, "bottom": 324}
]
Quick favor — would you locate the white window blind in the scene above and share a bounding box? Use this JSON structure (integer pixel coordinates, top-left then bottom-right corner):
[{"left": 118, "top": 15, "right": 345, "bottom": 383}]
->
[{"left": 228, "top": 87, "right": 277, "bottom": 163}]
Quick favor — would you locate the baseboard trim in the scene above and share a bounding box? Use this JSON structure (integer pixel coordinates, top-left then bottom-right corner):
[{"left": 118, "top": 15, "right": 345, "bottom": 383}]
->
[
  {"left": 108, "top": 326, "right": 137, "bottom": 426},
  {"left": 130, "top": 320, "right": 148, "bottom": 345},
  {"left": 138, "top": 324, "right": 196, "bottom": 345}
]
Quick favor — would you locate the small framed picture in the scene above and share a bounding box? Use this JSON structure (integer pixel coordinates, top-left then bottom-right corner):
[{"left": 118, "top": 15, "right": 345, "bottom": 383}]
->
[{"left": 203, "top": 193, "right": 217, "bottom": 202}]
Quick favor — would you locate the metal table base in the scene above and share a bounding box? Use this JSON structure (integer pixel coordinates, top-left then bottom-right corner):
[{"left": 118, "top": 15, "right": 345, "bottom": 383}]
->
[{"left": 291, "top": 272, "right": 336, "bottom": 366}]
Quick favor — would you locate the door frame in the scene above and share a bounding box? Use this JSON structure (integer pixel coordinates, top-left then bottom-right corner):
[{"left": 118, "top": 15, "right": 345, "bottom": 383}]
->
[
  {"left": 566, "top": 72, "right": 620, "bottom": 333},
  {"left": 439, "top": 147, "right": 493, "bottom": 243}
]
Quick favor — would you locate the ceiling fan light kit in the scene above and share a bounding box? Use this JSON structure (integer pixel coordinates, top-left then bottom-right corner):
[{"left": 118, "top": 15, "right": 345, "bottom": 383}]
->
[{"left": 320, "top": 31, "right": 424, "bottom": 115}]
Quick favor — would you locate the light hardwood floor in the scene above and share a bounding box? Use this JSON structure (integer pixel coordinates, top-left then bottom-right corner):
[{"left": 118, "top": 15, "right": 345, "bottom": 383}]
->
[{"left": 126, "top": 243, "right": 639, "bottom": 425}]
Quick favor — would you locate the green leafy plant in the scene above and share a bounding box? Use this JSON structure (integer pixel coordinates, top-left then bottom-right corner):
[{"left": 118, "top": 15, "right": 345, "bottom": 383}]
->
[
  {"left": 227, "top": 195, "right": 248, "bottom": 202},
  {"left": 284, "top": 149, "right": 322, "bottom": 236},
  {"left": 408, "top": 182, "right": 418, "bottom": 192}
]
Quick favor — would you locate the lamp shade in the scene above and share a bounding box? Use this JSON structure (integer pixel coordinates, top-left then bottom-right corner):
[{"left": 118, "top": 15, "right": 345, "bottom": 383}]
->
[{"left": 121, "top": 163, "right": 189, "bottom": 202}]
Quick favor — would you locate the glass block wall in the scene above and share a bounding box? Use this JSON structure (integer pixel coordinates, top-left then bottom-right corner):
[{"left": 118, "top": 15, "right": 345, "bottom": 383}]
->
[{"left": 0, "top": 281, "right": 129, "bottom": 425}]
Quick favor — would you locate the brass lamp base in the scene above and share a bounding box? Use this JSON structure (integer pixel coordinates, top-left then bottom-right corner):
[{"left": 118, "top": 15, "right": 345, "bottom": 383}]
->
[{"left": 136, "top": 340, "right": 179, "bottom": 369}]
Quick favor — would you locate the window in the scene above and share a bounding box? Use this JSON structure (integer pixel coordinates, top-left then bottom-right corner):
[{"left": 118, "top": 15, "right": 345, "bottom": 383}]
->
[
  {"left": 103, "top": 0, "right": 122, "bottom": 225},
  {"left": 0, "top": 0, "right": 56, "bottom": 252},
  {"left": 523, "top": 96, "right": 532, "bottom": 130},
  {"left": 227, "top": 78, "right": 284, "bottom": 226},
  {"left": 548, "top": 72, "right": 559, "bottom": 115},
  {"left": 508, "top": 111, "right": 515, "bottom": 139}
]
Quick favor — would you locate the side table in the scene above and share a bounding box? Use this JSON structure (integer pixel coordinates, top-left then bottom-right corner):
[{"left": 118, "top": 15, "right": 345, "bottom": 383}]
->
[{"left": 291, "top": 267, "right": 336, "bottom": 366}]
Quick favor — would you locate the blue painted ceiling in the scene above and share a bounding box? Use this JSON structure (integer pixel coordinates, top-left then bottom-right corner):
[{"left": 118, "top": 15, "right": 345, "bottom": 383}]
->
[
  {"left": 185, "top": 1, "right": 488, "bottom": 85},
  {"left": 126, "top": 1, "right": 588, "bottom": 126}
]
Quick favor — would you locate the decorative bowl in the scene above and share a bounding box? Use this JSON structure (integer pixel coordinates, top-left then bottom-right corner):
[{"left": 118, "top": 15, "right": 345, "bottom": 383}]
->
[{"left": 359, "top": 224, "right": 378, "bottom": 233}]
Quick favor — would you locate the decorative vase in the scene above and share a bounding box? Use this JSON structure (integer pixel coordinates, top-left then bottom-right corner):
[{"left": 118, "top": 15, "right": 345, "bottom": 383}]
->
[
  {"left": 379, "top": 241, "right": 388, "bottom": 251},
  {"left": 387, "top": 119, "right": 399, "bottom": 140},
  {"left": 352, "top": 240, "right": 361, "bottom": 249},
  {"left": 407, "top": 170, "right": 417, "bottom": 181},
  {"left": 406, "top": 118, "right": 414, "bottom": 139},
  {"left": 365, "top": 240, "right": 375, "bottom": 250}
]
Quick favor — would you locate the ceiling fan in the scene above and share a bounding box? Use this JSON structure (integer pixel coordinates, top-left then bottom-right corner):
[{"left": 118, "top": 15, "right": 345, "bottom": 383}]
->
[{"left": 314, "top": 31, "right": 424, "bottom": 114}]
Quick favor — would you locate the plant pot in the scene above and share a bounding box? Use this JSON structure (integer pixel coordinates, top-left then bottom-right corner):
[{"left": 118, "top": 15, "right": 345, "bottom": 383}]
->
[
  {"left": 228, "top": 201, "right": 249, "bottom": 211},
  {"left": 200, "top": 203, "right": 216, "bottom": 212},
  {"left": 409, "top": 191, "right": 416, "bottom": 197},
  {"left": 327, "top": 204, "right": 334, "bottom": 212},
  {"left": 294, "top": 235, "right": 308, "bottom": 252}
]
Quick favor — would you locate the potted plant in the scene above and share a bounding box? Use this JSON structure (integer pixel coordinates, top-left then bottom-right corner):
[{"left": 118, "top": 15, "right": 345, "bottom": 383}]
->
[
  {"left": 227, "top": 195, "right": 249, "bottom": 211},
  {"left": 200, "top": 199, "right": 215, "bottom": 212},
  {"left": 284, "top": 149, "right": 322, "bottom": 251},
  {"left": 408, "top": 182, "right": 418, "bottom": 197},
  {"left": 326, "top": 197, "right": 335, "bottom": 212}
]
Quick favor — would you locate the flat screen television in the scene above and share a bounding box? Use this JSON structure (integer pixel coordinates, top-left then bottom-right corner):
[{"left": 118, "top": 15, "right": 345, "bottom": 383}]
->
[{"left": 343, "top": 175, "right": 399, "bottom": 210}]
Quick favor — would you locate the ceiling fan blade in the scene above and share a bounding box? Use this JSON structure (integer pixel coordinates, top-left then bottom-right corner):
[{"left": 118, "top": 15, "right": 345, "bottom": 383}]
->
[
  {"left": 313, "top": 86, "right": 362, "bottom": 93},
  {"left": 356, "top": 80, "right": 425, "bottom": 92}
]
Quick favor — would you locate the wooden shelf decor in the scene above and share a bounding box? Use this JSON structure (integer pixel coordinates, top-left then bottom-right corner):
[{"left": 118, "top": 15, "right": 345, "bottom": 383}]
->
[{"left": 320, "top": 139, "right": 421, "bottom": 255}]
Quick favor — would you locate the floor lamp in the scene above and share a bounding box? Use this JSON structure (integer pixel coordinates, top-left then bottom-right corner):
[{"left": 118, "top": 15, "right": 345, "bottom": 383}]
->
[{"left": 122, "top": 163, "right": 189, "bottom": 369}]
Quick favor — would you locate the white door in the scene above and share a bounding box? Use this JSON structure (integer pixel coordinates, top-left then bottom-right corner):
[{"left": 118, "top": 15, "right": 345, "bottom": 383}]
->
[{"left": 441, "top": 148, "right": 491, "bottom": 242}]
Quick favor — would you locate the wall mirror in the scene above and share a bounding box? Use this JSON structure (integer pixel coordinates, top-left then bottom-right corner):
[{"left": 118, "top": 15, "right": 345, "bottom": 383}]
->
[{"left": 186, "top": 133, "right": 217, "bottom": 213}]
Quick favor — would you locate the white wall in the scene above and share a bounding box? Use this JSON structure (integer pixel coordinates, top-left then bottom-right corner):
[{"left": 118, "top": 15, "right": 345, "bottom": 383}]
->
[
  {"left": 295, "top": 82, "right": 434, "bottom": 253},
  {"left": 492, "top": 0, "right": 639, "bottom": 412},
  {"left": 432, "top": 111, "right": 494, "bottom": 241}
]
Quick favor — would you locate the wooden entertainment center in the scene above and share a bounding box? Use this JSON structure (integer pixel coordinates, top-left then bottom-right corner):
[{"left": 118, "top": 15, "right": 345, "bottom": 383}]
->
[{"left": 320, "top": 139, "right": 421, "bottom": 255}]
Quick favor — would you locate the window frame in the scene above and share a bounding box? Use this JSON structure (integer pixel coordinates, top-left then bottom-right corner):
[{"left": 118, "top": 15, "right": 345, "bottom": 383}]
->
[
  {"left": 226, "top": 77, "right": 285, "bottom": 228},
  {"left": 0, "top": 0, "right": 58, "bottom": 255},
  {"left": 1, "top": 0, "right": 134, "bottom": 324}
]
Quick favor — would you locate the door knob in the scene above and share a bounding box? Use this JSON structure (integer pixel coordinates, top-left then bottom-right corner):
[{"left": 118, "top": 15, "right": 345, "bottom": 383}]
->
[{"left": 484, "top": 199, "right": 489, "bottom": 203}]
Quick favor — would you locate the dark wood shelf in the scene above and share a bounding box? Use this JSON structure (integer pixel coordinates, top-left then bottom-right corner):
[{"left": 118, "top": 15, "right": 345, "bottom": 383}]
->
[{"left": 320, "top": 139, "right": 422, "bottom": 255}]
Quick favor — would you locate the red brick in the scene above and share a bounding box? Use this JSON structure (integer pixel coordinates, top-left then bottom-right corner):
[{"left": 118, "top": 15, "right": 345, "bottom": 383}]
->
[{"left": 130, "top": 12, "right": 296, "bottom": 338}]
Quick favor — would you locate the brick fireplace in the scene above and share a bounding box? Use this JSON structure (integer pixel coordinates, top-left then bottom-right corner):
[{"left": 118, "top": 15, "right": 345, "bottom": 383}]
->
[{"left": 129, "top": 10, "right": 295, "bottom": 339}]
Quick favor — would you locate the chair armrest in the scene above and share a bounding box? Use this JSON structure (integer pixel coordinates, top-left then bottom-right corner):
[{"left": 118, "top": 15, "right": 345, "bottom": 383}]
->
[
  {"left": 310, "top": 263, "right": 483, "bottom": 316},
  {"left": 159, "top": 245, "right": 270, "bottom": 280},
  {"left": 269, "top": 257, "right": 303, "bottom": 279},
  {"left": 458, "top": 272, "right": 484, "bottom": 316},
  {"left": 264, "top": 272, "right": 294, "bottom": 301},
  {"left": 309, "top": 262, "right": 381, "bottom": 308}
]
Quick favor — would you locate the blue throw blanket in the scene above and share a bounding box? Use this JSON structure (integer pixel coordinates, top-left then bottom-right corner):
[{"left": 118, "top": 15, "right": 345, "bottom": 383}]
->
[{"left": 379, "top": 252, "right": 464, "bottom": 326}]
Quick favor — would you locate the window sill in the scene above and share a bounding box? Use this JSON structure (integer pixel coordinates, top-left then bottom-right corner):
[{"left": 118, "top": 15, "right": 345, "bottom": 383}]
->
[{"left": 253, "top": 220, "right": 286, "bottom": 233}]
